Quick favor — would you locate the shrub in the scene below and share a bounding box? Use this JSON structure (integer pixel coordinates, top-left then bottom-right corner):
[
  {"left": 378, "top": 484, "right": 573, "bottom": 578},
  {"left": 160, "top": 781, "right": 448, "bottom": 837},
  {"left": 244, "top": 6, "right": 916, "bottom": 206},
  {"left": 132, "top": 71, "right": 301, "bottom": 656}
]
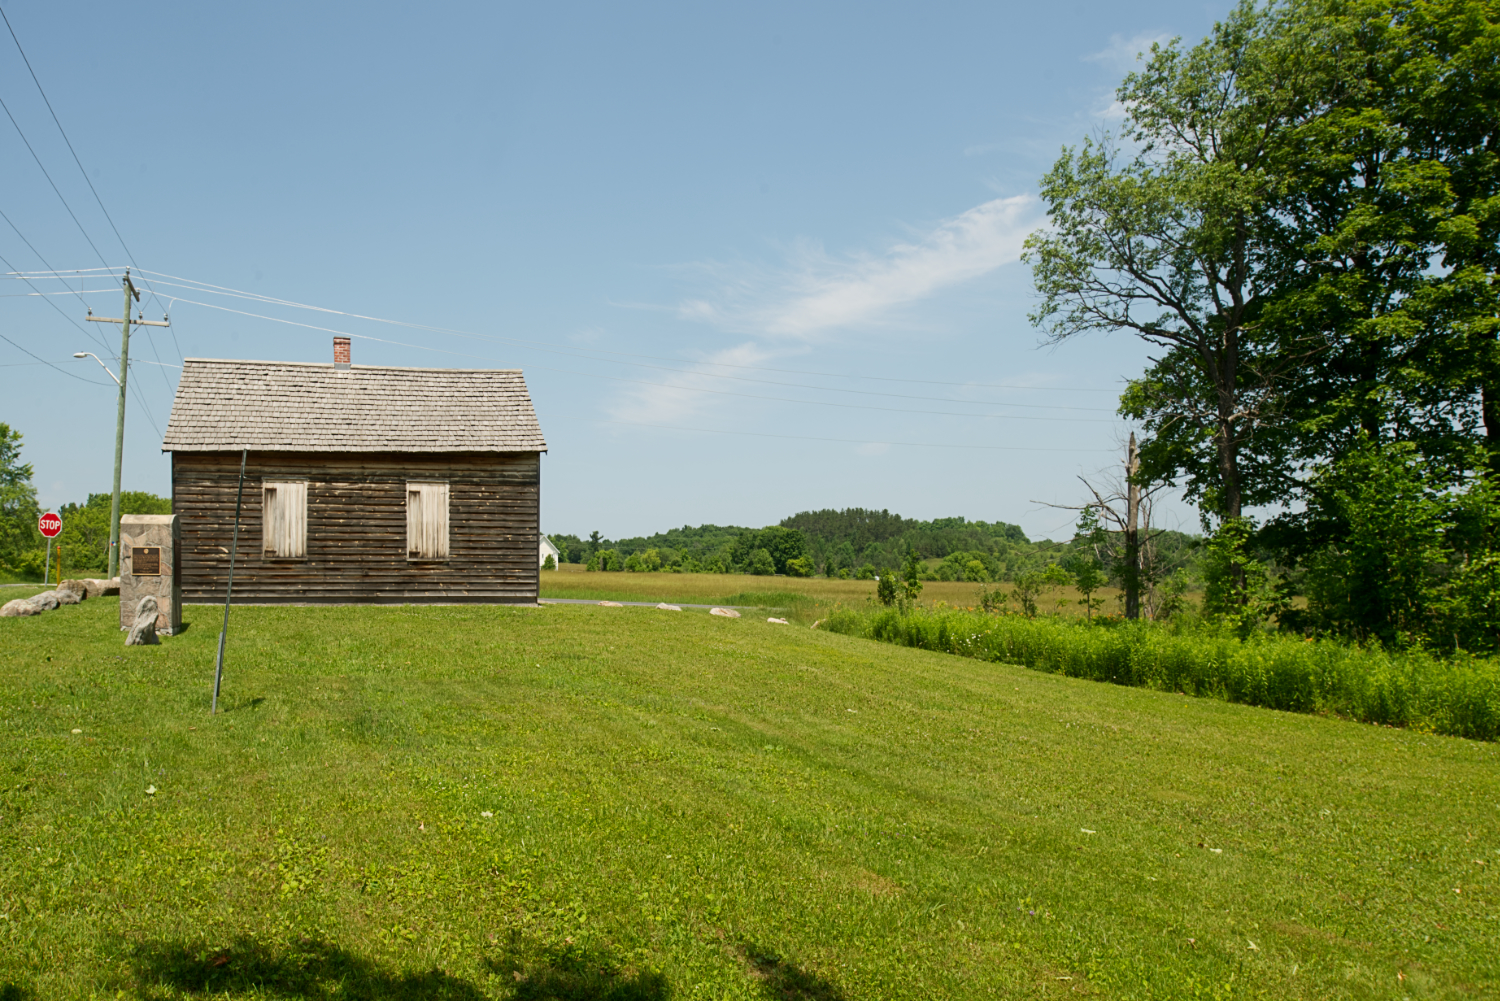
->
[
  {"left": 1202, "top": 518, "right": 1284, "bottom": 636},
  {"left": 785, "top": 556, "right": 814, "bottom": 577},
  {"left": 542, "top": 554, "right": 557, "bottom": 571},
  {"left": 820, "top": 606, "right": 1500, "bottom": 741},
  {"left": 749, "top": 548, "right": 776, "bottom": 576},
  {"left": 876, "top": 572, "right": 897, "bottom": 606},
  {"left": 855, "top": 563, "right": 876, "bottom": 580}
]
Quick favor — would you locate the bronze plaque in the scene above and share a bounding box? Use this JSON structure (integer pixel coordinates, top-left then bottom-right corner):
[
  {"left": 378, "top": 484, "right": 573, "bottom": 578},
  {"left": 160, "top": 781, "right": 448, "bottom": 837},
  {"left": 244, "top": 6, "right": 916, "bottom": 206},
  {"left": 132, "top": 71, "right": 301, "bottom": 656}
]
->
[{"left": 131, "top": 547, "right": 162, "bottom": 576}]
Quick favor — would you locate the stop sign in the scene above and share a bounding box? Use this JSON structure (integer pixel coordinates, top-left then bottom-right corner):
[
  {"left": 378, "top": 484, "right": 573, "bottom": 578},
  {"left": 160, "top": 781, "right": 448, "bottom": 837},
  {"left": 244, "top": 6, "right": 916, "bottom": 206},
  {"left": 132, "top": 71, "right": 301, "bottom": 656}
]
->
[{"left": 38, "top": 512, "right": 62, "bottom": 538}]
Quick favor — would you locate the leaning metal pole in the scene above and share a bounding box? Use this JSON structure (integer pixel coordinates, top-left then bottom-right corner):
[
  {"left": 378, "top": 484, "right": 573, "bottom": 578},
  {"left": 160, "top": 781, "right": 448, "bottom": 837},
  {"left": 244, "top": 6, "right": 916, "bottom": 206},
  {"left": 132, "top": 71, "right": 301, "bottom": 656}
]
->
[{"left": 212, "top": 448, "right": 249, "bottom": 714}]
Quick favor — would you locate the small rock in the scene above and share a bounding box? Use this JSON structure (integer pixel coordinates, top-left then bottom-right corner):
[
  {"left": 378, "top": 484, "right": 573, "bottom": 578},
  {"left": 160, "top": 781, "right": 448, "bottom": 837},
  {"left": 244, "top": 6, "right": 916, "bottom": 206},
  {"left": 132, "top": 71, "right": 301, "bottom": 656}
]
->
[
  {"left": 655, "top": 602, "right": 682, "bottom": 611},
  {"left": 709, "top": 607, "right": 740, "bottom": 618},
  {"left": 0, "top": 599, "right": 40, "bottom": 617},
  {"left": 126, "top": 595, "right": 161, "bottom": 646},
  {"left": 145, "top": 785, "right": 156, "bottom": 796},
  {"left": 56, "top": 580, "right": 88, "bottom": 601},
  {"left": 25, "top": 591, "right": 61, "bottom": 612},
  {"left": 767, "top": 617, "right": 789, "bottom": 625},
  {"left": 598, "top": 600, "right": 624, "bottom": 607}
]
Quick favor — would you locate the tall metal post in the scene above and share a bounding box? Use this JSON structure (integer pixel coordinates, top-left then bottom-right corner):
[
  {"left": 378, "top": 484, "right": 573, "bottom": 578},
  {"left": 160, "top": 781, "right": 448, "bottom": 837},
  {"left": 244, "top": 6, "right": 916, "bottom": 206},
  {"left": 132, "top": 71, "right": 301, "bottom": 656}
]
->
[
  {"left": 106, "top": 270, "right": 138, "bottom": 580},
  {"left": 212, "top": 448, "right": 248, "bottom": 715}
]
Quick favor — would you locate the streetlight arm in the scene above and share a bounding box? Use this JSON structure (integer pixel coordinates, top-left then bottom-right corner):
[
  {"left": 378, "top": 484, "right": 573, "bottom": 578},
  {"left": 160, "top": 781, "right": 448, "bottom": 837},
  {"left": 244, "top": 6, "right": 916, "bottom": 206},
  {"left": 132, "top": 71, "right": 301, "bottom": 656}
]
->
[{"left": 73, "top": 351, "right": 120, "bottom": 386}]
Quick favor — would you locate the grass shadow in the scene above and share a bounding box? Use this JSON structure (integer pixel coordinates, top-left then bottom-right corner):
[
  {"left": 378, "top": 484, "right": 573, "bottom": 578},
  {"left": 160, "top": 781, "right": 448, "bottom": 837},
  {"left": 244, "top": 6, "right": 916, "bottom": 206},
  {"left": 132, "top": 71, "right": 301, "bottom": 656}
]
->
[
  {"left": 740, "top": 943, "right": 845, "bottom": 1001},
  {"left": 1, "top": 983, "right": 35, "bottom": 1001},
  {"left": 484, "top": 939, "right": 671, "bottom": 1000},
  {"left": 127, "top": 937, "right": 484, "bottom": 999}
]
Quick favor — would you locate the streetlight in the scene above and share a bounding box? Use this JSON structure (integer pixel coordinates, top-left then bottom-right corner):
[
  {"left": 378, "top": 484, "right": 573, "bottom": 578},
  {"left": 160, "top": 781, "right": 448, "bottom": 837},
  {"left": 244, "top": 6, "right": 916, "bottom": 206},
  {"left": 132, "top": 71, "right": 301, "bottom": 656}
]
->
[{"left": 73, "top": 352, "right": 120, "bottom": 385}]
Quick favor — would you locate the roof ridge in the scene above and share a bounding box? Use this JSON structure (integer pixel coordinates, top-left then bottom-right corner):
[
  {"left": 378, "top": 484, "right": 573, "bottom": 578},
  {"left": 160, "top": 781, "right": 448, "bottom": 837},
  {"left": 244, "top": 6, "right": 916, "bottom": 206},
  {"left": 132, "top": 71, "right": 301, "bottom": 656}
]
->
[{"left": 163, "top": 358, "right": 546, "bottom": 453}]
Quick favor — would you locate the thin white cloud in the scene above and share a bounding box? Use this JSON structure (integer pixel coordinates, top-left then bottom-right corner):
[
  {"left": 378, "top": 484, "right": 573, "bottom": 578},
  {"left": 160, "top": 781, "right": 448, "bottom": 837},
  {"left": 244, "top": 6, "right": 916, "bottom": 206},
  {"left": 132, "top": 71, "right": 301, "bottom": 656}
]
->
[
  {"left": 605, "top": 341, "right": 780, "bottom": 426},
  {"left": 680, "top": 194, "right": 1040, "bottom": 340},
  {"left": 1083, "top": 31, "right": 1172, "bottom": 71},
  {"left": 607, "top": 195, "right": 1041, "bottom": 426}
]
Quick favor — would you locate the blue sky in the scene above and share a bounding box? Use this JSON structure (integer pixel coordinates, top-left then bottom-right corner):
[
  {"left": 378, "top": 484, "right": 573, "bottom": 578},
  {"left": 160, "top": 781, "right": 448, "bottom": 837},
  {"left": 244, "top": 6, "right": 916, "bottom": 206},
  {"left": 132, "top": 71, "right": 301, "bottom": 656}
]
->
[{"left": 0, "top": 0, "right": 1231, "bottom": 541}]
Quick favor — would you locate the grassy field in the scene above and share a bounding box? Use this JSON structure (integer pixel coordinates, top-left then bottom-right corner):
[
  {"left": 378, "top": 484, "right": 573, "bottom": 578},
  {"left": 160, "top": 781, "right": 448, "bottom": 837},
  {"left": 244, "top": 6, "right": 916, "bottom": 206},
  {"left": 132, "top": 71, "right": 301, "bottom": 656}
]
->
[
  {"left": 2, "top": 591, "right": 1497, "bottom": 999},
  {"left": 540, "top": 568, "right": 1116, "bottom": 615},
  {"left": 823, "top": 606, "right": 1500, "bottom": 741}
]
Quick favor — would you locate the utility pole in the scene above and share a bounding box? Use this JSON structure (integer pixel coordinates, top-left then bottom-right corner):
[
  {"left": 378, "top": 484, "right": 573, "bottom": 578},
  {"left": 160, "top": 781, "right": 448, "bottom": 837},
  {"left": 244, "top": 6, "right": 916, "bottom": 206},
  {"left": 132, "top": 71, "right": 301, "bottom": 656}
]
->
[
  {"left": 86, "top": 268, "right": 169, "bottom": 579},
  {"left": 1124, "top": 433, "right": 1141, "bottom": 620}
]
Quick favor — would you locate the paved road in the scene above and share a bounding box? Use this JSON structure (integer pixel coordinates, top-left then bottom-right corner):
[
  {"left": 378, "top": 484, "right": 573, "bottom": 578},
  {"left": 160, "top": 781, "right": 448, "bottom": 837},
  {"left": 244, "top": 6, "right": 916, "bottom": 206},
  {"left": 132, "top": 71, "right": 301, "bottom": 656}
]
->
[{"left": 539, "top": 597, "right": 760, "bottom": 610}]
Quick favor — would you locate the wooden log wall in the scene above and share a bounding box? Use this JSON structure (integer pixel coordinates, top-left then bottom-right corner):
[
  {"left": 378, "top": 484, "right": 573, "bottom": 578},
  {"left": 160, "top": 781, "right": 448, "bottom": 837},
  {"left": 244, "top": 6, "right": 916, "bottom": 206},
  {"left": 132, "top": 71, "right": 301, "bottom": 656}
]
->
[{"left": 173, "top": 451, "right": 540, "bottom": 604}]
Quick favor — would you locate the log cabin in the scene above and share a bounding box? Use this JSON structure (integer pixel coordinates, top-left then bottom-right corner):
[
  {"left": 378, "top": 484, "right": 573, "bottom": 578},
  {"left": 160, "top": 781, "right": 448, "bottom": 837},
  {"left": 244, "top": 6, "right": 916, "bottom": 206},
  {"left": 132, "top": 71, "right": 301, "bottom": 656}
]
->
[{"left": 162, "top": 338, "right": 546, "bottom": 604}]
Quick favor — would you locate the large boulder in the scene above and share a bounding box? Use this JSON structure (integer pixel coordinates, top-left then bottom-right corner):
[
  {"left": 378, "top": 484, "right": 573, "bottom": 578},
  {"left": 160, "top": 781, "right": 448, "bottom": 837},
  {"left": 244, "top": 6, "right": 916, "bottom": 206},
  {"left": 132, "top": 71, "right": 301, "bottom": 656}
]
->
[
  {"left": 50, "top": 588, "right": 80, "bottom": 606},
  {"left": 26, "top": 591, "right": 61, "bottom": 612},
  {"left": 125, "top": 595, "right": 161, "bottom": 646},
  {"left": 56, "top": 580, "right": 88, "bottom": 601},
  {"left": 0, "top": 599, "right": 40, "bottom": 617}
]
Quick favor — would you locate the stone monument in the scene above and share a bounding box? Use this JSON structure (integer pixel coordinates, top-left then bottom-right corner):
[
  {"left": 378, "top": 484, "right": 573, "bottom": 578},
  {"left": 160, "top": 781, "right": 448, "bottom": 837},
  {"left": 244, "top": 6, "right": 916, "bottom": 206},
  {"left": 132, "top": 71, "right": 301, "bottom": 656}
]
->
[{"left": 120, "top": 514, "right": 181, "bottom": 636}]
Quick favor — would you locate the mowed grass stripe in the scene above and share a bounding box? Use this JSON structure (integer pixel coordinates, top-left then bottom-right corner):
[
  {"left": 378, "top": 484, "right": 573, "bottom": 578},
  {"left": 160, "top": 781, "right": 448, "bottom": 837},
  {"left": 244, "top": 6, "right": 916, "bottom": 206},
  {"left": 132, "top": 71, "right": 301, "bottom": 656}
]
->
[{"left": 2, "top": 597, "right": 1496, "bottom": 999}]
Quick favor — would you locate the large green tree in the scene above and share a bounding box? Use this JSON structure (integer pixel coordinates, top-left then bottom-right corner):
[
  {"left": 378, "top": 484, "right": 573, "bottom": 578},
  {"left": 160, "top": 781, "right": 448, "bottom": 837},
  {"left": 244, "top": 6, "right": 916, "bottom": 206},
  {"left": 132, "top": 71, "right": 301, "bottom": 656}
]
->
[
  {"left": 1025, "top": 1, "right": 1319, "bottom": 520},
  {"left": 0, "top": 423, "right": 39, "bottom": 568},
  {"left": 1251, "top": 0, "right": 1500, "bottom": 478}
]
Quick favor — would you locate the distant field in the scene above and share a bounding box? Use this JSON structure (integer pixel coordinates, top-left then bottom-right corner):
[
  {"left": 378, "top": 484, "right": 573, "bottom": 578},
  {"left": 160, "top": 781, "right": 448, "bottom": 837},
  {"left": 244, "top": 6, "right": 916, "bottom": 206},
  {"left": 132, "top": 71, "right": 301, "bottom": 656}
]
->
[
  {"left": 2, "top": 594, "right": 1495, "bottom": 998},
  {"left": 542, "top": 568, "right": 1122, "bottom": 615}
]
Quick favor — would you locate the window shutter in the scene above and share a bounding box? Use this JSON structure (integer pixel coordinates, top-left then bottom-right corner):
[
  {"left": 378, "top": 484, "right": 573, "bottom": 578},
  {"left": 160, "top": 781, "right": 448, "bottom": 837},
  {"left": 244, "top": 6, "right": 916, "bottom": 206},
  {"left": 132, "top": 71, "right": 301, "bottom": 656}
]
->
[
  {"left": 406, "top": 481, "right": 450, "bottom": 560},
  {"left": 262, "top": 481, "right": 308, "bottom": 559}
]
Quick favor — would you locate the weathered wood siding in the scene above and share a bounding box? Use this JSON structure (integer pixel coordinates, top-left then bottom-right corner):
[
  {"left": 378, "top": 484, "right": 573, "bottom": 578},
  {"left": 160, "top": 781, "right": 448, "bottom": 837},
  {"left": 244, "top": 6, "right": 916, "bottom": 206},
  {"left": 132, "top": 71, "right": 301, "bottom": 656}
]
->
[{"left": 173, "top": 451, "right": 540, "bottom": 604}]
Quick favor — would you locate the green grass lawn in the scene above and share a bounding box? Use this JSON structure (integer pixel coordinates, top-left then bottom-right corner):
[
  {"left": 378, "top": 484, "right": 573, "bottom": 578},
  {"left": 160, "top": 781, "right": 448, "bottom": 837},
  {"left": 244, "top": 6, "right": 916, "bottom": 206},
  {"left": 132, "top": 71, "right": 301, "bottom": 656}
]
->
[
  {"left": 2, "top": 594, "right": 1496, "bottom": 999},
  {"left": 539, "top": 569, "right": 1121, "bottom": 618}
]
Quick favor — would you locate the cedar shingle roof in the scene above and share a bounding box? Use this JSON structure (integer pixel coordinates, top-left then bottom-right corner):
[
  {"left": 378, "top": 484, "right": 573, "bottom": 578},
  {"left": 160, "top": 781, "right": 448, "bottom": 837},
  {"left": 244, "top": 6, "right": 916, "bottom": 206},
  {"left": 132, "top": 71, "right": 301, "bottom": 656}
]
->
[{"left": 162, "top": 358, "right": 546, "bottom": 453}]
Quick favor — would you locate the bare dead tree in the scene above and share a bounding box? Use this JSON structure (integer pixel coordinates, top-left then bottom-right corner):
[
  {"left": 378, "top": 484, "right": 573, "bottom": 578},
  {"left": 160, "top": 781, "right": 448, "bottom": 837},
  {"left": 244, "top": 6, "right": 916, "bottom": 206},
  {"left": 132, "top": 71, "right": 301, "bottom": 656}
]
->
[{"left": 1038, "top": 433, "right": 1181, "bottom": 619}]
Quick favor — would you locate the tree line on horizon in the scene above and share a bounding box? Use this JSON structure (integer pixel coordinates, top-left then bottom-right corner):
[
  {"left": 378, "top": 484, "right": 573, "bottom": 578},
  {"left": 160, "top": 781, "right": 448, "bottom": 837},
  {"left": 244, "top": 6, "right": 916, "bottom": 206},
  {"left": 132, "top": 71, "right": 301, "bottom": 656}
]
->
[{"left": 548, "top": 507, "right": 1203, "bottom": 588}]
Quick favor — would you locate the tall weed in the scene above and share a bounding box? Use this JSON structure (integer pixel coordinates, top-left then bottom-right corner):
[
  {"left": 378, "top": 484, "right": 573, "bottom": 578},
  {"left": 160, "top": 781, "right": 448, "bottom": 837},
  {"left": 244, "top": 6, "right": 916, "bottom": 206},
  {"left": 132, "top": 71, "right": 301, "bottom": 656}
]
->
[{"left": 820, "top": 607, "right": 1500, "bottom": 740}]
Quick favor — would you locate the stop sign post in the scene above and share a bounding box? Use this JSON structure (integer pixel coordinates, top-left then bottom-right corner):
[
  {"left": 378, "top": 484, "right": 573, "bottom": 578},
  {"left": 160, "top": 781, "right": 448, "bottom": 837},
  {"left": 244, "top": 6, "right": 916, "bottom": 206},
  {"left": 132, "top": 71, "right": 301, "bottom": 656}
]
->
[{"left": 39, "top": 512, "right": 61, "bottom": 586}]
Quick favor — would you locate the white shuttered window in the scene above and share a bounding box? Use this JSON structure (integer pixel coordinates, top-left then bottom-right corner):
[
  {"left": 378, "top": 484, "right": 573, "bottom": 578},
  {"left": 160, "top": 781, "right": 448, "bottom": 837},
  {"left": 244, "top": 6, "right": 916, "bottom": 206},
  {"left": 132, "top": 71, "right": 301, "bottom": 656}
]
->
[
  {"left": 407, "top": 481, "right": 450, "bottom": 560},
  {"left": 262, "top": 481, "right": 308, "bottom": 559}
]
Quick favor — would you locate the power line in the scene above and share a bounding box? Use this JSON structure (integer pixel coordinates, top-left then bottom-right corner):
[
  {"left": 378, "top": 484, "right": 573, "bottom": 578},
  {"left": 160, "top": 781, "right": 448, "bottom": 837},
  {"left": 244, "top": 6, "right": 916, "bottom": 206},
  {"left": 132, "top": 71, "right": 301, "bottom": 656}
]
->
[
  {"left": 0, "top": 6, "right": 175, "bottom": 326},
  {"left": 0, "top": 93, "right": 109, "bottom": 267},
  {"left": 15, "top": 266, "right": 1128, "bottom": 398},
  {"left": 1, "top": 9, "right": 126, "bottom": 262},
  {"left": 0, "top": 240, "right": 112, "bottom": 354},
  {"left": 126, "top": 366, "right": 164, "bottom": 439},
  {"left": 0, "top": 330, "right": 110, "bottom": 386},
  {"left": 556, "top": 415, "right": 1117, "bottom": 453},
  {"left": 128, "top": 269, "right": 1123, "bottom": 395},
  {"left": 160, "top": 293, "right": 1124, "bottom": 424}
]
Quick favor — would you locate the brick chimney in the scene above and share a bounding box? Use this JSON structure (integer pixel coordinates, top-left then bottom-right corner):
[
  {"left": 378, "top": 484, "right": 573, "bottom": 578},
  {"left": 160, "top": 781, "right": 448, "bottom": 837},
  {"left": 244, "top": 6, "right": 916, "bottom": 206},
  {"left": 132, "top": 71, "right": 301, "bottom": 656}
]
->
[{"left": 333, "top": 336, "right": 351, "bottom": 369}]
